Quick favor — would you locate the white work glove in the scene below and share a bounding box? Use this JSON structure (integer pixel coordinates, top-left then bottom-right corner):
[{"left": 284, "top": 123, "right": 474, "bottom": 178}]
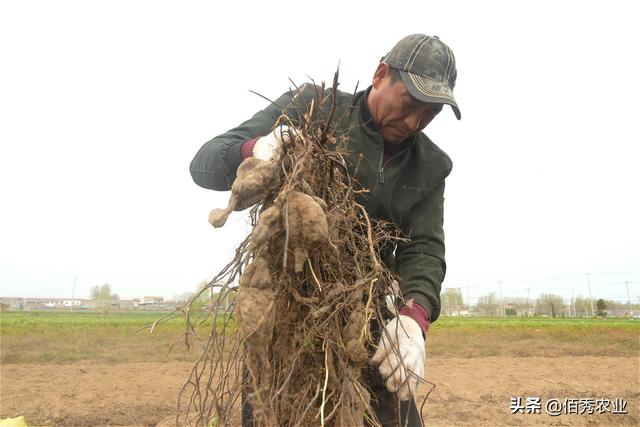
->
[
  {"left": 370, "top": 315, "right": 425, "bottom": 401},
  {"left": 253, "top": 125, "right": 296, "bottom": 161}
]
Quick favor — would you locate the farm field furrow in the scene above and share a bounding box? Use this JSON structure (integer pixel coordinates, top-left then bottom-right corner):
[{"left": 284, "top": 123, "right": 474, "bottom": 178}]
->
[
  {"left": 1, "top": 311, "right": 638, "bottom": 426},
  {"left": 1, "top": 357, "right": 638, "bottom": 426}
]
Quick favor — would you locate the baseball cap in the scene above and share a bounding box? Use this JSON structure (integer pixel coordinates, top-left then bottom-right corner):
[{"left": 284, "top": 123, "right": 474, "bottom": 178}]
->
[{"left": 383, "top": 34, "right": 461, "bottom": 120}]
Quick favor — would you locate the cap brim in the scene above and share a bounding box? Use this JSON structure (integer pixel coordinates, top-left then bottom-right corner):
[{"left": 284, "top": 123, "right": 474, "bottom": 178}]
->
[{"left": 399, "top": 70, "right": 461, "bottom": 120}]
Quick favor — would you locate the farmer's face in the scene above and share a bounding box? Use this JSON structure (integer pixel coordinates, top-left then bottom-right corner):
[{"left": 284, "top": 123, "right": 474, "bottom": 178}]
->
[{"left": 369, "top": 63, "right": 443, "bottom": 144}]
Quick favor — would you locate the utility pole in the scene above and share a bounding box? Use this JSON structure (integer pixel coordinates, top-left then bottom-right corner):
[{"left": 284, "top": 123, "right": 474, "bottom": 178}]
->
[
  {"left": 526, "top": 288, "right": 530, "bottom": 316},
  {"left": 71, "top": 275, "right": 77, "bottom": 312},
  {"left": 466, "top": 287, "right": 470, "bottom": 314},
  {"left": 452, "top": 288, "right": 458, "bottom": 316},
  {"left": 625, "top": 282, "right": 631, "bottom": 317},
  {"left": 499, "top": 281, "right": 504, "bottom": 317},
  {"left": 445, "top": 291, "right": 450, "bottom": 316},
  {"left": 586, "top": 273, "right": 594, "bottom": 317}
]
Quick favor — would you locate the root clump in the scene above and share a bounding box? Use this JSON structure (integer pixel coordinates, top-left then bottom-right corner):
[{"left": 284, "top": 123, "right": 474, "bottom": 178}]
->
[{"left": 177, "top": 73, "right": 405, "bottom": 426}]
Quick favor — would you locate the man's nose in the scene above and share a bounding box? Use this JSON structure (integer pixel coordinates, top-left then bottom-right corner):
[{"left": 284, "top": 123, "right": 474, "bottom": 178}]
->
[{"left": 404, "top": 112, "right": 422, "bottom": 132}]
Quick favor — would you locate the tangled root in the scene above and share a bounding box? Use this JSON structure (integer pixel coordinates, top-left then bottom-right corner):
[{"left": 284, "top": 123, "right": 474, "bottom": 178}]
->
[{"left": 176, "top": 72, "right": 408, "bottom": 427}]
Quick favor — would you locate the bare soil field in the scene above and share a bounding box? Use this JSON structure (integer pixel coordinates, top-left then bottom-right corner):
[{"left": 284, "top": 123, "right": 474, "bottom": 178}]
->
[{"left": 1, "top": 356, "right": 638, "bottom": 426}]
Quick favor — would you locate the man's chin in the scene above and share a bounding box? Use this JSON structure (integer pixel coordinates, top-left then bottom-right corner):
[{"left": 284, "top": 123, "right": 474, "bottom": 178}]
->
[
  {"left": 381, "top": 131, "right": 401, "bottom": 144},
  {"left": 383, "top": 127, "right": 410, "bottom": 144},
  {"left": 384, "top": 134, "right": 406, "bottom": 145}
]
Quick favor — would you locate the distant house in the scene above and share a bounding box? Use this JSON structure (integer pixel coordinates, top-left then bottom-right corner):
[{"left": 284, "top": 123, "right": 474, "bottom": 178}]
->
[
  {"left": 19, "top": 297, "right": 93, "bottom": 310},
  {"left": 63, "top": 300, "right": 82, "bottom": 307},
  {"left": 24, "top": 297, "right": 59, "bottom": 310},
  {"left": 142, "top": 296, "right": 164, "bottom": 305},
  {"left": 93, "top": 299, "right": 122, "bottom": 308},
  {"left": 118, "top": 299, "right": 136, "bottom": 309},
  {"left": 134, "top": 296, "right": 166, "bottom": 310},
  {"left": 2, "top": 295, "right": 172, "bottom": 311},
  {"left": 0, "top": 297, "right": 24, "bottom": 310}
]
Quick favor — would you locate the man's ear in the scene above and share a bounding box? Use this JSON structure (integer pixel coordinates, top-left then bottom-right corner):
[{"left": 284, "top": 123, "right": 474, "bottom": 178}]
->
[{"left": 372, "top": 62, "right": 391, "bottom": 89}]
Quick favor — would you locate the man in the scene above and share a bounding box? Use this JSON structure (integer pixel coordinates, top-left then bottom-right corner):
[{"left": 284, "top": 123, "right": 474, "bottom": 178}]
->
[{"left": 190, "top": 34, "right": 460, "bottom": 426}]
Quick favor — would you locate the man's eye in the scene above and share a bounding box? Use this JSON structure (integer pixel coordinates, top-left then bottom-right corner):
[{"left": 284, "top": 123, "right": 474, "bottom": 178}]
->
[
  {"left": 406, "top": 100, "right": 421, "bottom": 110},
  {"left": 402, "top": 96, "right": 415, "bottom": 106}
]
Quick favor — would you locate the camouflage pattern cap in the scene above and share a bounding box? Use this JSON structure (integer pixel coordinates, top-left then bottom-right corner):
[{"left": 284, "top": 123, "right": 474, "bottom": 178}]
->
[{"left": 383, "top": 34, "right": 461, "bottom": 120}]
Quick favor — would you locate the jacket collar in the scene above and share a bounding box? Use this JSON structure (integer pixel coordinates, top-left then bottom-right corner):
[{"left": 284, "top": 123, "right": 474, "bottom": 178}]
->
[{"left": 360, "top": 86, "right": 377, "bottom": 131}]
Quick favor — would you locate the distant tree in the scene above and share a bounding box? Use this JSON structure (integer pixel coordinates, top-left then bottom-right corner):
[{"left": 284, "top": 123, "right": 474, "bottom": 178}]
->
[
  {"left": 573, "top": 295, "right": 593, "bottom": 317},
  {"left": 173, "top": 292, "right": 194, "bottom": 304},
  {"left": 90, "top": 283, "right": 119, "bottom": 300},
  {"left": 502, "top": 297, "right": 530, "bottom": 316},
  {"left": 181, "top": 280, "right": 222, "bottom": 311},
  {"left": 505, "top": 308, "right": 517, "bottom": 316},
  {"left": 476, "top": 292, "right": 499, "bottom": 316},
  {"left": 604, "top": 299, "right": 620, "bottom": 313},
  {"left": 535, "top": 293, "right": 565, "bottom": 317},
  {"left": 442, "top": 288, "right": 464, "bottom": 315},
  {"left": 596, "top": 298, "right": 607, "bottom": 317}
]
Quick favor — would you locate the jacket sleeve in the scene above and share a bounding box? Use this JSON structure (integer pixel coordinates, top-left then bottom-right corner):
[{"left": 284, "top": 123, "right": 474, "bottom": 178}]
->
[
  {"left": 190, "top": 88, "right": 309, "bottom": 191},
  {"left": 394, "top": 180, "right": 448, "bottom": 322}
]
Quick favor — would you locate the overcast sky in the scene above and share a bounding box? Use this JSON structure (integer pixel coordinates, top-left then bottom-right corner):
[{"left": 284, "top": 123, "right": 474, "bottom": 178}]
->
[{"left": 1, "top": 0, "right": 638, "bottom": 304}]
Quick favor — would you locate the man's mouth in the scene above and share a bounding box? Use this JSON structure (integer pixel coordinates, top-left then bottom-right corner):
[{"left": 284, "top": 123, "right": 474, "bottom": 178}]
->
[{"left": 389, "top": 126, "right": 408, "bottom": 140}]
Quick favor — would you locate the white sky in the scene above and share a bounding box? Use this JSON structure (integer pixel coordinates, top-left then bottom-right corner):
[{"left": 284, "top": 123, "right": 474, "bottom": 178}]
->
[{"left": 1, "top": 0, "right": 639, "bottom": 304}]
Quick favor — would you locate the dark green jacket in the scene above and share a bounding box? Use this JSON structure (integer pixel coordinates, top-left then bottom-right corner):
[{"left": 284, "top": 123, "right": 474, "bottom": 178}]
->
[{"left": 190, "top": 85, "right": 452, "bottom": 321}]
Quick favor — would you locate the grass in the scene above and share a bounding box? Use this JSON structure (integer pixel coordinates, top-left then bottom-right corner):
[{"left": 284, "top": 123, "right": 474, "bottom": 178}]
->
[
  {"left": 0, "top": 310, "right": 231, "bottom": 364},
  {"left": 1, "top": 311, "right": 638, "bottom": 364},
  {"left": 427, "top": 316, "right": 640, "bottom": 358}
]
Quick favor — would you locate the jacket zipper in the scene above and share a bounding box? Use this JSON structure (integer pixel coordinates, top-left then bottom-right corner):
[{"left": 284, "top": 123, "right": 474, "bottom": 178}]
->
[{"left": 378, "top": 149, "right": 408, "bottom": 184}]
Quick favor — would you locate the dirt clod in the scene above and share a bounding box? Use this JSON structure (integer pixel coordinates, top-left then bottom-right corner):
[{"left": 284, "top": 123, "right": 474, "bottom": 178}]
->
[
  {"left": 236, "top": 287, "right": 275, "bottom": 348},
  {"left": 250, "top": 206, "right": 281, "bottom": 251},
  {"left": 239, "top": 256, "right": 271, "bottom": 290},
  {"left": 232, "top": 158, "right": 281, "bottom": 210},
  {"left": 286, "top": 191, "right": 329, "bottom": 272}
]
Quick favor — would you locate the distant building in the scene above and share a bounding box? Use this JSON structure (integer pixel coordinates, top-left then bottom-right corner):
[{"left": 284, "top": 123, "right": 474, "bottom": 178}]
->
[
  {"left": 0, "top": 297, "right": 24, "bottom": 310},
  {"left": 17, "top": 297, "right": 94, "bottom": 310},
  {"left": 118, "top": 299, "right": 137, "bottom": 309},
  {"left": 1, "top": 295, "right": 172, "bottom": 311},
  {"left": 63, "top": 299, "right": 82, "bottom": 307},
  {"left": 142, "top": 296, "right": 164, "bottom": 305},
  {"left": 93, "top": 299, "right": 122, "bottom": 308}
]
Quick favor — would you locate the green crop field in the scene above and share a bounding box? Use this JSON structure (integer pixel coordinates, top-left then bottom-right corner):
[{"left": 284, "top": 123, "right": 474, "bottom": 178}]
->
[
  {"left": 427, "top": 316, "right": 639, "bottom": 357},
  {"left": 1, "top": 311, "right": 638, "bottom": 364},
  {"left": 1, "top": 310, "right": 190, "bottom": 329},
  {"left": 0, "top": 310, "right": 222, "bottom": 364}
]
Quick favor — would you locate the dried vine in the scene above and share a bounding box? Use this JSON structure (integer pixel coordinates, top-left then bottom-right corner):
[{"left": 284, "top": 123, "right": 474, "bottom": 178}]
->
[{"left": 174, "top": 70, "right": 416, "bottom": 426}]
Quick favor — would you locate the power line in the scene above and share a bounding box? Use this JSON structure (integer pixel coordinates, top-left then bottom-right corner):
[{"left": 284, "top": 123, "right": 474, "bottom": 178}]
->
[
  {"left": 447, "top": 273, "right": 640, "bottom": 289},
  {"left": 506, "top": 273, "right": 586, "bottom": 283},
  {"left": 589, "top": 272, "right": 640, "bottom": 276},
  {"left": 588, "top": 281, "right": 640, "bottom": 287}
]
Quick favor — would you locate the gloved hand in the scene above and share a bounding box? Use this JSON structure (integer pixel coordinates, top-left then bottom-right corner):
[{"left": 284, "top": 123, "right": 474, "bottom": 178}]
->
[
  {"left": 253, "top": 125, "right": 297, "bottom": 161},
  {"left": 370, "top": 314, "right": 425, "bottom": 401}
]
